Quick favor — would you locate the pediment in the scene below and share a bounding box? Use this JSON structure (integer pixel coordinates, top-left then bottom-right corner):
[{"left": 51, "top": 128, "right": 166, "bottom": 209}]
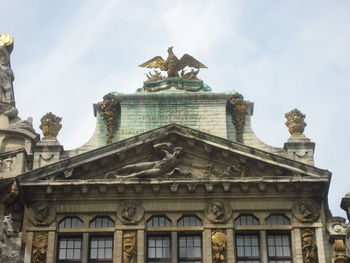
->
[{"left": 17, "top": 124, "right": 331, "bottom": 184}]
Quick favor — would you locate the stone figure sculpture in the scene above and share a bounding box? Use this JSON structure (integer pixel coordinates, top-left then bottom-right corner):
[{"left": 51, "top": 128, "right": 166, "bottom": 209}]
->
[
  {"left": 0, "top": 214, "right": 22, "bottom": 263},
  {"left": 108, "top": 142, "right": 183, "bottom": 179},
  {"left": 0, "top": 34, "right": 15, "bottom": 104},
  {"left": 139, "top": 46, "right": 207, "bottom": 78}
]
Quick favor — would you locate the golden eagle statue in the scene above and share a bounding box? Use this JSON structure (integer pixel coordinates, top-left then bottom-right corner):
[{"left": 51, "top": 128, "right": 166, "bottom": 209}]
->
[{"left": 139, "top": 47, "right": 207, "bottom": 78}]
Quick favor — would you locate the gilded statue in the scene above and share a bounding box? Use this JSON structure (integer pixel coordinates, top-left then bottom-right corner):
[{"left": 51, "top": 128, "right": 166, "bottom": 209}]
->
[
  {"left": 285, "top": 108, "right": 306, "bottom": 136},
  {"left": 139, "top": 46, "right": 207, "bottom": 78},
  {"left": 212, "top": 230, "right": 227, "bottom": 263},
  {"left": 123, "top": 232, "right": 137, "bottom": 263},
  {"left": 302, "top": 229, "right": 318, "bottom": 263},
  {"left": 39, "top": 112, "right": 62, "bottom": 140},
  {"left": 107, "top": 142, "right": 183, "bottom": 179}
]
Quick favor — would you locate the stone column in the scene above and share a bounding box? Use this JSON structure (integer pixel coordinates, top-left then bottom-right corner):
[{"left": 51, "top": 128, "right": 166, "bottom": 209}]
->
[
  {"left": 226, "top": 228, "right": 234, "bottom": 263},
  {"left": 115, "top": 230, "right": 123, "bottom": 263},
  {"left": 260, "top": 230, "right": 267, "bottom": 263},
  {"left": 137, "top": 229, "right": 145, "bottom": 263},
  {"left": 203, "top": 228, "right": 212, "bottom": 262},
  {"left": 292, "top": 228, "right": 303, "bottom": 263},
  {"left": 171, "top": 231, "right": 178, "bottom": 263},
  {"left": 46, "top": 230, "right": 56, "bottom": 263},
  {"left": 81, "top": 232, "right": 89, "bottom": 263}
]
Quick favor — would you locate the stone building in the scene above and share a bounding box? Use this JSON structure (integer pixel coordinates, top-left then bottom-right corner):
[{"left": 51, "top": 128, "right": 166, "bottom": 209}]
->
[{"left": 0, "top": 34, "right": 349, "bottom": 263}]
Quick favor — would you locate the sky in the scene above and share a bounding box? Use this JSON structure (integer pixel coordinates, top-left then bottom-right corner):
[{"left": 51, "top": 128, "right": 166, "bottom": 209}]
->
[{"left": 1, "top": 0, "right": 350, "bottom": 217}]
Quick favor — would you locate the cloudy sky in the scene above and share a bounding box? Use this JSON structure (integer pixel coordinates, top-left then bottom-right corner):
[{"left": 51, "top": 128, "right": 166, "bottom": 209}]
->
[{"left": 2, "top": 0, "right": 350, "bottom": 217}]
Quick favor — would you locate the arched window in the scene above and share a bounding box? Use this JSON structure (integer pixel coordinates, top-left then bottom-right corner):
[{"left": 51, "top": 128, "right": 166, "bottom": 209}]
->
[
  {"left": 146, "top": 215, "right": 171, "bottom": 227},
  {"left": 234, "top": 214, "right": 259, "bottom": 226},
  {"left": 89, "top": 216, "right": 114, "bottom": 228},
  {"left": 58, "top": 216, "right": 83, "bottom": 229},
  {"left": 266, "top": 214, "right": 291, "bottom": 225},
  {"left": 177, "top": 215, "right": 202, "bottom": 227}
]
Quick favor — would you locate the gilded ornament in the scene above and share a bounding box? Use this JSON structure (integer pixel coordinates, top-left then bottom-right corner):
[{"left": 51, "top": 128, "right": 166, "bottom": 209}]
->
[
  {"left": 227, "top": 93, "right": 247, "bottom": 143},
  {"left": 0, "top": 34, "right": 14, "bottom": 53},
  {"left": 333, "top": 240, "right": 348, "bottom": 263},
  {"left": 292, "top": 199, "right": 320, "bottom": 223},
  {"left": 302, "top": 229, "right": 318, "bottom": 263},
  {"left": 285, "top": 108, "right": 306, "bottom": 136},
  {"left": 139, "top": 46, "right": 207, "bottom": 78},
  {"left": 0, "top": 38, "right": 15, "bottom": 104},
  {"left": 100, "top": 93, "right": 119, "bottom": 144},
  {"left": 31, "top": 231, "right": 48, "bottom": 263},
  {"left": 212, "top": 230, "right": 227, "bottom": 263},
  {"left": 205, "top": 199, "right": 232, "bottom": 224},
  {"left": 123, "top": 231, "right": 137, "bottom": 263},
  {"left": 39, "top": 112, "right": 62, "bottom": 140}
]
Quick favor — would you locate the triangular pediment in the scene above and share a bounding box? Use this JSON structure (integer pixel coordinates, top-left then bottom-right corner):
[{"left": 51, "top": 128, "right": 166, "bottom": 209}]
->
[{"left": 17, "top": 124, "right": 331, "bottom": 185}]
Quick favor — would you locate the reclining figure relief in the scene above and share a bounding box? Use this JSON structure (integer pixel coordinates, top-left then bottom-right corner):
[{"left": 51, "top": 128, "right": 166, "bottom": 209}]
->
[{"left": 106, "top": 142, "right": 189, "bottom": 179}]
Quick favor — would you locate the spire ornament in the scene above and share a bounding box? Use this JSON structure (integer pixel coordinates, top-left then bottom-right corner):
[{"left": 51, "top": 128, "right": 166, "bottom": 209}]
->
[
  {"left": 39, "top": 112, "right": 62, "bottom": 140},
  {"left": 285, "top": 108, "right": 306, "bottom": 137}
]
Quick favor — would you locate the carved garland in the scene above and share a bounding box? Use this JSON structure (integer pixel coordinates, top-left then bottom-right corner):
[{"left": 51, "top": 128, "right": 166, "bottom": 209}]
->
[
  {"left": 123, "top": 231, "right": 137, "bottom": 263},
  {"left": 301, "top": 229, "right": 318, "bottom": 263},
  {"left": 227, "top": 93, "right": 247, "bottom": 143},
  {"left": 100, "top": 94, "right": 120, "bottom": 144},
  {"left": 31, "top": 231, "right": 48, "bottom": 263}
]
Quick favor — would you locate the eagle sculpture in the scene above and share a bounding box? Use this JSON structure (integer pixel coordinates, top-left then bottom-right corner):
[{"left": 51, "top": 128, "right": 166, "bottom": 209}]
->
[{"left": 139, "top": 47, "right": 207, "bottom": 78}]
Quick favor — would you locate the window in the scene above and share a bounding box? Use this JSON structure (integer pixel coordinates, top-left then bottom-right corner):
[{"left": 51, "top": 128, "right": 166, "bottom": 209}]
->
[
  {"left": 266, "top": 214, "right": 290, "bottom": 225},
  {"left": 178, "top": 235, "right": 202, "bottom": 263},
  {"left": 57, "top": 237, "right": 82, "bottom": 263},
  {"left": 236, "top": 234, "right": 260, "bottom": 263},
  {"left": 177, "top": 215, "right": 202, "bottom": 227},
  {"left": 235, "top": 214, "right": 259, "bottom": 226},
  {"left": 89, "top": 216, "right": 115, "bottom": 228},
  {"left": 89, "top": 236, "right": 113, "bottom": 263},
  {"left": 267, "top": 234, "right": 291, "bottom": 263},
  {"left": 147, "top": 215, "right": 171, "bottom": 228},
  {"left": 59, "top": 217, "right": 83, "bottom": 229},
  {"left": 147, "top": 236, "right": 171, "bottom": 263}
]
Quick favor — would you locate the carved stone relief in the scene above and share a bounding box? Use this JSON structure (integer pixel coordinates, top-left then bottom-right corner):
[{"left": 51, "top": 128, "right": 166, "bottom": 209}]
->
[
  {"left": 0, "top": 214, "right": 22, "bottom": 263},
  {"left": 28, "top": 202, "right": 56, "bottom": 226},
  {"left": 117, "top": 200, "right": 144, "bottom": 225},
  {"left": 31, "top": 231, "right": 48, "bottom": 263},
  {"left": 100, "top": 93, "right": 120, "bottom": 144},
  {"left": 205, "top": 199, "right": 232, "bottom": 224},
  {"left": 212, "top": 230, "right": 227, "bottom": 263},
  {"left": 227, "top": 93, "right": 247, "bottom": 143},
  {"left": 301, "top": 229, "right": 318, "bottom": 263},
  {"left": 123, "top": 231, "right": 137, "bottom": 263},
  {"left": 292, "top": 199, "right": 320, "bottom": 223}
]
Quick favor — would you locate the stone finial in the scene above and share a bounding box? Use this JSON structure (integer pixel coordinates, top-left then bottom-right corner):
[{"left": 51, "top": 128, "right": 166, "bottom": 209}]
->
[
  {"left": 285, "top": 108, "right": 306, "bottom": 136},
  {"left": 39, "top": 112, "right": 62, "bottom": 140}
]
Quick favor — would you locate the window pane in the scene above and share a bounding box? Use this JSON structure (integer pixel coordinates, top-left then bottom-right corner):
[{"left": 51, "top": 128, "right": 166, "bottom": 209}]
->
[
  {"left": 177, "top": 215, "right": 202, "bottom": 226},
  {"left": 147, "top": 236, "right": 171, "bottom": 260},
  {"left": 178, "top": 235, "right": 202, "bottom": 261},
  {"left": 236, "top": 234, "right": 260, "bottom": 261},
  {"left": 267, "top": 234, "right": 291, "bottom": 262},
  {"left": 90, "top": 216, "right": 114, "bottom": 228},
  {"left": 89, "top": 236, "right": 113, "bottom": 260}
]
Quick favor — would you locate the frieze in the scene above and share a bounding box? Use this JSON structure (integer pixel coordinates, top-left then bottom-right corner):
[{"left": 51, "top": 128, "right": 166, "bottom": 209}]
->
[
  {"left": 28, "top": 202, "right": 56, "bottom": 226},
  {"left": 117, "top": 200, "right": 144, "bottom": 225},
  {"left": 205, "top": 199, "right": 232, "bottom": 224},
  {"left": 292, "top": 199, "right": 320, "bottom": 223}
]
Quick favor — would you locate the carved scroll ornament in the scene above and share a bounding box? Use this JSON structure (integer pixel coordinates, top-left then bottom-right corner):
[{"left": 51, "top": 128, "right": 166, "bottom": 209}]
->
[
  {"left": 205, "top": 199, "right": 232, "bottom": 224},
  {"left": 227, "top": 93, "right": 247, "bottom": 143},
  {"left": 31, "top": 231, "right": 48, "bottom": 263},
  {"left": 123, "top": 231, "right": 137, "bottom": 263},
  {"left": 212, "top": 230, "right": 227, "bottom": 263}
]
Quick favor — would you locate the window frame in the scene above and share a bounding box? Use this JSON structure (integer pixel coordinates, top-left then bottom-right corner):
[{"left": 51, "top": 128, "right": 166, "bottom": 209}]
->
[
  {"left": 56, "top": 235, "right": 83, "bottom": 263},
  {"left": 235, "top": 232, "right": 261, "bottom": 263},
  {"left": 266, "top": 231, "right": 292, "bottom": 263},
  {"left": 88, "top": 234, "right": 114, "bottom": 263},
  {"left": 178, "top": 233, "right": 203, "bottom": 263},
  {"left": 146, "top": 234, "right": 172, "bottom": 263}
]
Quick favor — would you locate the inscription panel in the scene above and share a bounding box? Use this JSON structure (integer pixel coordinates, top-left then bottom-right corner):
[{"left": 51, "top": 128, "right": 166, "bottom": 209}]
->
[{"left": 119, "top": 98, "right": 227, "bottom": 140}]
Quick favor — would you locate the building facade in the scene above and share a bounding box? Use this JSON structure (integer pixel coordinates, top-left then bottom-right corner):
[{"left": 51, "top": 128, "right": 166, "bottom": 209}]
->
[{"left": 0, "top": 34, "right": 349, "bottom": 263}]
